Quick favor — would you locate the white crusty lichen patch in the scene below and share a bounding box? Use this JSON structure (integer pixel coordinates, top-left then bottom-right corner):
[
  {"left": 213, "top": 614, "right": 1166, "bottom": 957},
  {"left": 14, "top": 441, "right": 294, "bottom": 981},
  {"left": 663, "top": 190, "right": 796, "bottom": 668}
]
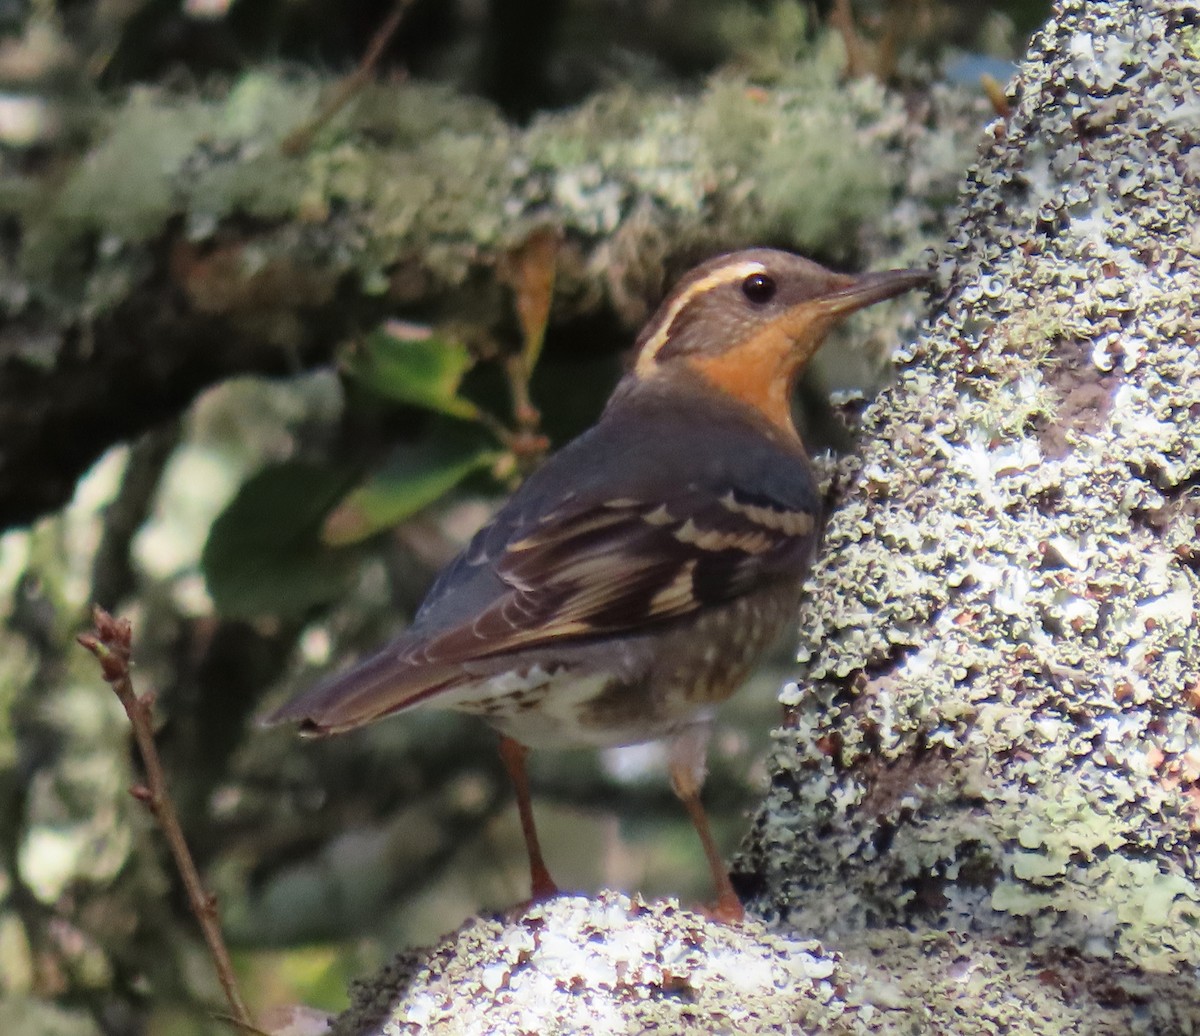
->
[
  {"left": 741, "top": 0, "right": 1200, "bottom": 978},
  {"left": 333, "top": 893, "right": 858, "bottom": 1035},
  {"left": 332, "top": 893, "right": 1200, "bottom": 1035}
]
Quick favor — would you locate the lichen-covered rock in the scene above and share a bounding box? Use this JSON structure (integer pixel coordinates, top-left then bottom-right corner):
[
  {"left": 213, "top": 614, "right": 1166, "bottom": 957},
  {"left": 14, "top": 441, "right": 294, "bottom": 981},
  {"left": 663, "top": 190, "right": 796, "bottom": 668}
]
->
[
  {"left": 336, "top": 894, "right": 858, "bottom": 1036},
  {"left": 333, "top": 893, "right": 1200, "bottom": 1034},
  {"left": 740, "top": 0, "right": 1200, "bottom": 978}
]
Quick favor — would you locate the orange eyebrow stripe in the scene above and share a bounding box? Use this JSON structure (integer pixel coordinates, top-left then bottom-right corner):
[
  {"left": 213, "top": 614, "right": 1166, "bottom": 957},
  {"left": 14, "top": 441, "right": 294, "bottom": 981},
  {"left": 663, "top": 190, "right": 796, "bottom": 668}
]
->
[{"left": 634, "top": 261, "right": 766, "bottom": 376}]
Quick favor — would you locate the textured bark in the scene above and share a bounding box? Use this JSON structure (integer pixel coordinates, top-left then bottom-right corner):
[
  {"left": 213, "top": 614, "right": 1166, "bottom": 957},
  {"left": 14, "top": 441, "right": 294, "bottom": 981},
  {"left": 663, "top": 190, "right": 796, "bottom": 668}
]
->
[
  {"left": 330, "top": 1, "right": 1200, "bottom": 1032},
  {"left": 738, "top": 0, "right": 1200, "bottom": 976}
]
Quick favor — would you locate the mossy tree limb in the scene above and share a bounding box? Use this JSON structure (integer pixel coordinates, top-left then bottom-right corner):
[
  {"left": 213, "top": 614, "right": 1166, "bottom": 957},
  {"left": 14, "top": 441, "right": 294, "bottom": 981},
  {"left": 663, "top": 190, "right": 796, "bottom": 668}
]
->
[{"left": 1, "top": 60, "right": 968, "bottom": 529}]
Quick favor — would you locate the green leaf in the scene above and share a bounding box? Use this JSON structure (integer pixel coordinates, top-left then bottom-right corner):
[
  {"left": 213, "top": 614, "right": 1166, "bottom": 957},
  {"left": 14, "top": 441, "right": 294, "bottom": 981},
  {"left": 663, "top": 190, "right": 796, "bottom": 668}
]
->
[
  {"left": 345, "top": 321, "right": 481, "bottom": 419},
  {"left": 322, "top": 436, "right": 503, "bottom": 547},
  {"left": 202, "top": 461, "right": 360, "bottom": 619}
]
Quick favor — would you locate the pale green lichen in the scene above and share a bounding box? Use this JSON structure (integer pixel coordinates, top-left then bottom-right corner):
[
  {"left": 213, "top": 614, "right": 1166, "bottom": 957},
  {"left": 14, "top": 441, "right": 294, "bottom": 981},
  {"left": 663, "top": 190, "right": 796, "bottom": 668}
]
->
[
  {"left": 0, "top": 997, "right": 100, "bottom": 1036},
  {"left": 334, "top": 894, "right": 862, "bottom": 1036},
  {"left": 741, "top": 0, "right": 1200, "bottom": 985},
  {"left": 336, "top": 893, "right": 1200, "bottom": 1035},
  {"left": 10, "top": 53, "right": 983, "bottom": 333},
  {"left": 0, "top": 457, "right": 190, "bottom": 1008}
]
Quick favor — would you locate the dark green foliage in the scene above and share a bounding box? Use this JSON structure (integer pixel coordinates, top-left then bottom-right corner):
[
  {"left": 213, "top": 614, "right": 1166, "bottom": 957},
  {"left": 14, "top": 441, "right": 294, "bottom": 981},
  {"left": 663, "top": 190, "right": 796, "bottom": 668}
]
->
[
  {"left": 202, "top": 460, "right": 361, "bottom": 618},
  {"left": 322, "top": 432, "right": 501, "bottom": 547},
  {"left": 344, "top": 323, "right": 482, "bottom": 421}
]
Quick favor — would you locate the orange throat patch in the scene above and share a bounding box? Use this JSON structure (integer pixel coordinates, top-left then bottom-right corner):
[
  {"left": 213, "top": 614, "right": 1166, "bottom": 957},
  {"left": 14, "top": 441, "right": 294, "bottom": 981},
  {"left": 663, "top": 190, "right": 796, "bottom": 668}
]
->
[{"left": 686, "top": 321, "right": 824, "bottom": 439}]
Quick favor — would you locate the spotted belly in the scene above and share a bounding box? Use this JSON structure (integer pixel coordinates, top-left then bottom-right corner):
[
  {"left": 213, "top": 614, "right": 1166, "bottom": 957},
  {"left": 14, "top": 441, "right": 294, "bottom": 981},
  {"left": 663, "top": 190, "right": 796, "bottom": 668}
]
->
[{"left": 448, "top": 582, "right": 801, "bottom": 749}]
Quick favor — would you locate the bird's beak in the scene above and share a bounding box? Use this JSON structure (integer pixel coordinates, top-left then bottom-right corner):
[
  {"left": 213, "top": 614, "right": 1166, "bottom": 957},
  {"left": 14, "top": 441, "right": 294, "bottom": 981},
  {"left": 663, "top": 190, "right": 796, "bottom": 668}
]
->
[{"left": 813, "top": 267, "right": 931, "bottom": 319}]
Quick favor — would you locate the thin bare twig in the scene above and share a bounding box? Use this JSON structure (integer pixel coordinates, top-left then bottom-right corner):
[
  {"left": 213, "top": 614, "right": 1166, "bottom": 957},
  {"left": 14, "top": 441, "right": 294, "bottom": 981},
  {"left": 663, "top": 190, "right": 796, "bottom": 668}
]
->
[
  {"left": 281, "top": 0, "right": 418, "bottom": 155},
  {"left": 829, "top": 0, "right": 869, "bottom": 79},
  {"left": 78, "top": 607, "right": 256, "bottom": 1032},
  {"left": 497, "top": 228, "right": 560, "bottom": 472},
  {"left": 981, "top": 74, "right": 1013, "bottom": 118}
]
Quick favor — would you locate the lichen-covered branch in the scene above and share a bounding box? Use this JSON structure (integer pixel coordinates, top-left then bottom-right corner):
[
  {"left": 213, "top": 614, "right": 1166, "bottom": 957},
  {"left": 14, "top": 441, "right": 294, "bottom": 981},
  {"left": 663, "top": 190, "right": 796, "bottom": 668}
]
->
[
  {"left": 0, "top": 59, "right": 976, "bottom": 528},
  {"left": 333, "top": 893, "right": 1200, "bottom": 1035},
  {"left": 329, "top": 1, "right": 1200, "bottom": 1032},
  {"left": 740, "top": 0, "right": 1200, "bottom": 988}
]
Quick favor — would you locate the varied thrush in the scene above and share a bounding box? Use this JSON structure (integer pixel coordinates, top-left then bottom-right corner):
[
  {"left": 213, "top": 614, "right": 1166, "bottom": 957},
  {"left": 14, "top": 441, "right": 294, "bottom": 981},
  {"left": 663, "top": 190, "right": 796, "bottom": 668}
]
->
[{"left": 266, "top": 249, "right": 928, "bottom": 921}]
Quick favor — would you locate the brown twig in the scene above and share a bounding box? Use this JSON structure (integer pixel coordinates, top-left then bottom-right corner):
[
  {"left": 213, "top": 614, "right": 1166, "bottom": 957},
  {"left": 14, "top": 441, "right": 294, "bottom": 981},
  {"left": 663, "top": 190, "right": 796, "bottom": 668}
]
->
[
  {"left": 497, "top": 228, "right": 560, "bottom": 472},
  {"left": 829, "top": 0, "right": 869, "bottom": 79},
  {"left": 281, "top": 0, "right": 418, "bottom": 155},
  {"left": 502, "top": 367, "right": 552, "bottom": 473},
  {"left": 78, "top": 607, "right": 255, "bottom": 1032},
  {"left": 981, "top": 73, "right": 1013, "bottom": 119},
  {"left": 505, "top": 355, "right": 543, "bottom": 439}
]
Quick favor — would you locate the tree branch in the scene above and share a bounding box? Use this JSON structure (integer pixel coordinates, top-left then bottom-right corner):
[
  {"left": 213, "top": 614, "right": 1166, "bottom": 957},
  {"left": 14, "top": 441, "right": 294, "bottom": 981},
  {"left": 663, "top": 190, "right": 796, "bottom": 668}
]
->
[{"left": 0, "top": 60, "right": 978, "bottom": 529}]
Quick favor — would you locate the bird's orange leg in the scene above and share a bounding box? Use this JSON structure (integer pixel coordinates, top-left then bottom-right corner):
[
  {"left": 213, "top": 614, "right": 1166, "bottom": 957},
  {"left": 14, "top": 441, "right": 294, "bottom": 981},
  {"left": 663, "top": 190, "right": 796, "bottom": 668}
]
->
[
  {"left": 497, "top": 735, "right": 559, "bottom": 901},
  {"left": 668, "top": 724, "right": 744, "bottom": 923}
]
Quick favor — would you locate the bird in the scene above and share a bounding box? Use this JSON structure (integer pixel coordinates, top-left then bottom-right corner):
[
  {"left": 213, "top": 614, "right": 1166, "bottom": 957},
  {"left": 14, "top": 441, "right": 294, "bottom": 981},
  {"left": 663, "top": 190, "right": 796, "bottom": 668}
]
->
[{"left": 264, "top": 248, "right": 928, "bottom": 921}]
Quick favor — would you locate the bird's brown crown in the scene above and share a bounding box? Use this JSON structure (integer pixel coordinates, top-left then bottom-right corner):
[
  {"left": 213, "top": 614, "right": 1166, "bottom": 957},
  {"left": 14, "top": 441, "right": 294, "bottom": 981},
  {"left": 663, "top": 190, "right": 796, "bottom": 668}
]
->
[{"left": 631, "top": 249, "right": 928, "bottom": 435}]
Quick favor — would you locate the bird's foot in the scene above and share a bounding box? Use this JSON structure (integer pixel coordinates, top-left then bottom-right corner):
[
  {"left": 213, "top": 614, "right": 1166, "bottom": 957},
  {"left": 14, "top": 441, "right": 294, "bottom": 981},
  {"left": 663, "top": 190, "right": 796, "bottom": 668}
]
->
[
  {"left": 503, "top": 880, "right": 564, "bottom": 922},
  {"left": 694, "top": 890, "right": 745, "bottom": 924},
  {"left": 529, "top": 866, "right": 560, "bottom": 903}
]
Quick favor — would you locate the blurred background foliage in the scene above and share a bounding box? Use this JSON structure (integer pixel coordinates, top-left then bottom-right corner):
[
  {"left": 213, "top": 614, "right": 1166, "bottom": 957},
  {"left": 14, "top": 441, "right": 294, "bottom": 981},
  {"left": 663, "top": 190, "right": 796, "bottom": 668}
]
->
[{"left": 0, "top": 1, "right": 1048, "bottom": 1033}]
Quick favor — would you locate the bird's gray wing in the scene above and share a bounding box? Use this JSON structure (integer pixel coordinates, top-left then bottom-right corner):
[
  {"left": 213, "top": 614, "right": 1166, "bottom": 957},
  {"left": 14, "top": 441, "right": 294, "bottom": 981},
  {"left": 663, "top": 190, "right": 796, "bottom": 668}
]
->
[{"left": 265, "top": 394, "right": 819, "bottom": 734}]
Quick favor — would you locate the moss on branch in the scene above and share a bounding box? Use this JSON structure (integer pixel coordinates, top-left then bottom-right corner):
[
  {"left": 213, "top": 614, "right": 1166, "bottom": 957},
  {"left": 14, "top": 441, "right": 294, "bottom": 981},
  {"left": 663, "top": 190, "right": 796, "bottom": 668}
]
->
[{"left": 0, "top": 53, "right": 979, "bottom": 528}]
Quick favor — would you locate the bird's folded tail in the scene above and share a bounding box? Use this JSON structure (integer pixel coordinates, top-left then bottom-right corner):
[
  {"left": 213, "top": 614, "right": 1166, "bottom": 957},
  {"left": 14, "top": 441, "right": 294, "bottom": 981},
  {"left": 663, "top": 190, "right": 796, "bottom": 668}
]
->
[{"left": 259, "top": 646, "right": 457, "bottom": 736}]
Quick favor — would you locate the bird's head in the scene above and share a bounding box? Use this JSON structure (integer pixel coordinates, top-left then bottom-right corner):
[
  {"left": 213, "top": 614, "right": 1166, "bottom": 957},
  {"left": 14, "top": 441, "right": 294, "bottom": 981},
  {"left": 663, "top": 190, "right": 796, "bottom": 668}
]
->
[{"left": 629, "top": 248, "right": 929, "bottom": 434}]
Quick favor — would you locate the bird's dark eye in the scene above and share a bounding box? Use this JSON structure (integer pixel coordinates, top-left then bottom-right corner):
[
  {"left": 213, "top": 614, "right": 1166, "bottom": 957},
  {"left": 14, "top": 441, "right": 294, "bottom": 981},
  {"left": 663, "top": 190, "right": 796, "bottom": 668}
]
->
[{"left": 741, "top": 272, "right": 776, "bottom": 304}]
